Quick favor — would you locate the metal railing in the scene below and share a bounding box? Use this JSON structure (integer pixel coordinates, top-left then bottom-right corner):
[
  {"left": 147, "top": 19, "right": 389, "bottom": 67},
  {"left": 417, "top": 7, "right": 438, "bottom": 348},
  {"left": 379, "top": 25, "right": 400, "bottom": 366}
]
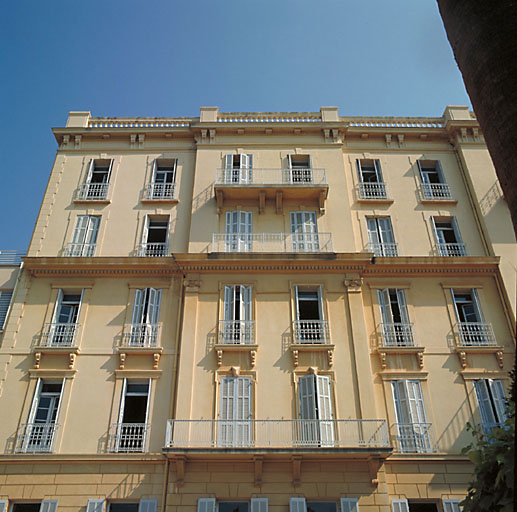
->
[
  {"left": 212, "top": 233, "right": 333, "bottom": 253},
  {"left": 63, "top": 243, "right": 96, "bottom": 257},
  {"left": 165, "top": 419, "right": 390, "bottom": 448},
  {"left": 40, "top": 323, "right": 78, "bottom": 347},
  {"left": 218, "top": 320, "right": 255, "bottom": 344},
  {"left": 122, "top": 323, "right": 161, "bottom": 348},
  {"left": 108, "top": 423, "right": 151, "bottom": 453},
  {"left": 144, "top": 182, "right": 176, "bottom": 200},
  {"left": 293, "top": 320, "right": 330, "bottom": 344},
  {"left": 380, "top": 323, "right": 415, "bottom": 347},
  {"left": 0, "top": 250, "right": 25, "bottom": 265},
  {"left": 369, "top": 242, "right": 399, "bottom": 257},
  {"left": 421, "top": 183, "right": 452, "bottom": 200},
  {"left": 15, "top": 423, "right": 59, "bottom": 453},
  {"left": 77, "top": 183, "right": 110, "bottom": 200},
  {"left": 136, "top": 243, "right": 168, "bottom": 257},
  {"left": 358, "top": 182, "right": 388, "bottom": 199},
  {"left": 457, "top": 323, "right": 497, "bottom": 346},
  {"left": 392, "top": 423, "right": 434, "bottom": 453},
  {"left": 215, "top": 168, "right": 327, "bottom": 185},
  {"left": 437, "top": 243, "right": 467, "bottom": 257}
]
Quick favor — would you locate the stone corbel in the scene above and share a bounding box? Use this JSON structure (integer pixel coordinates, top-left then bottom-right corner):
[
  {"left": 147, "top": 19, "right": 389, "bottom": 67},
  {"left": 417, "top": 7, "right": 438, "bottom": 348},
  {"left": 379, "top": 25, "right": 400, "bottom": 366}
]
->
[
  {"left": 61, "top": 135, "right": 70, "bottom": 148},
  {"left": 275, "top": 191, "right": 283, "bottom": 214},
  {"left": 175, "top": 456, "right": 186, "bottom": 487},
  {"left": 327, "top": 348, "right": 334, "bottom": 367},
  {"left": 292, "top": 456, "right": 302, "bottom": 486},
  {"left": 209, "top": 129, "right": 216, "bottom": 143},
  {"left": 292, "top": 349, "right": 299, "bottom": 367},
  {"left": 69, "top": 353, "right": 76, "bottom": 370},
  {"left": 319, "top": 191, "right": 326, "bottom": 214},
  {"left": 458, "top": 351, "right": 467, "bottom": 369},
  {"left": 265, "top": 128, "right": 272, "bottom": 135},
  {"left": 184, "top": 279, "right": 201, "bottom": 293},
  {"left": 34, "top": 352, "right": 42, "bottom": 369},
  {"left": 130, "top": 134, "right": 137, "bottom": 147},
  {"left": 216, "top": 190, "right": 224, "bottom": 214},
  {"left": 379, "top": 351, "right": 387, "bottom": 370},
  {"left": 119, "top": 352, "right": 126, "bottom": 370},
  {"left": 417, "top": 352, "right": 424, "bottom": 369},
  {"left": 254, "top": 456, "right": 263, "bottom": 486},
  {"left": 384, "top": 134, "right": 392, "bottom": 147},
  {"left": 259, "top": 191, "right": 266, "bottom": 214},
  {"left": 496, "top": 351, "right": 504, "bottom": 369},
  {"left": 231, "top": 366, "right": 240, "bottom": 377},
  {"left": 343, "top": 277, "right": 363, "bottom": 293},
  {"left": 74, "top": 135, "right": 81, "bottom": 148},
  {"left": 460, "top": 128, "right": 468, "bottom": 142},
  {"left": 250, "top": 350, "right": 257, "bottom": 368},
  {"left": 153, "top": 353, "right": 161, "bottom": 370},
  {"left": 397, "top": 134, "right": 404, "bottom": 147},
  {"left": 368, "top": 459, "right": 380, "bottom": 487},
  {"left": 216, "top": 349, "right": 223, "bottom": 367},
  {"left": 138, "top": 134, "right": 145, "bottom": 148},
  {"left": 201, "top": 129, "right": 208, "bottom": 143}
]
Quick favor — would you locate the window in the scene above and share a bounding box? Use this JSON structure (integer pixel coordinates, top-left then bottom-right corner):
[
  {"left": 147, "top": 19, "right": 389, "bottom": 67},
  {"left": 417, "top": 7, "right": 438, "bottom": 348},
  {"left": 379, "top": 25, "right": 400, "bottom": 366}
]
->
[
  {"left": 147, "top": 159, "right": 177, "bottom": 199},
  {"left": 127, "top": 288, "right": 162, "bottom": 347},
  {"left": 225, "top": 211, "right": 252, "bottom": 252},
  {"left": 391, "top": 380, "right": 432, "bottom": 453},
  {"left": 294, "top": 285, "right": 328, "bottom": 343},
  {"left": 223, "top": 154, "right": 253, "bottom": 184},
  {"left": 442, "top": 500, "right": 461, "bottom": 512},
  {"left": 451, "top": 289, "right": 494, "bottom": 346},
  {"left": 219, "top": 376, "right": 252, "bottom": 446},
  {"left": 86, "top": 500, "right": 157, "bottom": 512},
  {"left": 474, "top": 379, "right": 507, "bottom": 432},
  {"left": 0, "top": 289, "right": 13, "bottom": 329},
  {"left": 139, "top": 216, "right": 169, "bottom": 256},
  {"left": 197, "top": 499, "right": 268, "bottom": 512},
  {"left": 221, "top": 285, "right": 253, "bottom": 344},
  {"left": 66, "top": 215, "right": 100, "bottom": 257},
  {"left": 290, "top": 499, "right": 358, "bottom": 512},
  {"left": 367, "top": 217, "right": 397, "bottom": 256},
  {"left": 19, "top": 380, "right": 63, "bottom": 453},
  {"left": 432, "top": 217, "right": 466, "bottom": 256},
  {"left": 288, "top": 154, "right": 312, "bottom": 183},
  {"left": 290, "top": 211, "right": 319, "bottom": 252},
  {"left": 80, "top": 159, "right": 113, "bottom": 199},
  {"left": 298, "top": 374, "right": 334, "bottom": 446},
  {"left": 11, "top": 502, "right": 58, "bottom": 512},
  {"left": 377, "top": 288, "right": 413, "bottom": 346},
  {"left": 417, "top": 160, "right": 451, "bottom": 199},
  {"left": 391, "top": 501, "right": 441, "bottom": 512},
  {"left": 43, "top": 290, "right": 81, "bottom": 347},
  {"left": 356, "top": 159, "right": 387, "bottom": 198},
  {"left": 112, "top": 379, "right": 151, "bottom": 452}
]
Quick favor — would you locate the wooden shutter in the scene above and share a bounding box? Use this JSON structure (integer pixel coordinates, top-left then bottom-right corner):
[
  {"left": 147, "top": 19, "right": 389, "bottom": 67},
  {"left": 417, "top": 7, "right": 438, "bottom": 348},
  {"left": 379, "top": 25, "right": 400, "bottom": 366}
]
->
[
  {"left": 430, "top": 217, "right": 443, "bottom": 244},
  {"left": 289, "top": 498, "right": 306, "bottom": 512},
  {"left": 396, "top": 289, "right": 410, "bottom": 325},
  {"left": 435, "top": 160, "right": 445, "bottom": 182},
  {"left": 489, "top": 379, "right": 507, "bottom": 423},
  {"left": 355, "top": 159, "right": 363, "bottom": 182},
  {"left": 340, "top": 498, "right": 359, "bottom": 512},
  {"left": 86, "top": 501, "right": 105, "bottom": 512},
  {"left": 378, "top": 289, "right": 393, "bottom": 324},
  {"left": 118, "top": 378, "right": 128, "bottom": 425},
  {"left": 287, "top": 155, "right": 293, "bottom": 169},
  {"left": 197, "top": 499, "right": 216, "bottom": 512},
  {"left": 416, "top": 160, "right": 426, "bottom": 183},
  {"left": 224, "top": 154, "right": 233, "bottom": 169},
  {"left": 138, "top": 499, "right": 157, "bottom": 512},
  {"left": 251, "top": 498, "right": 268, "bottom": 512},
  {"left": 451, "top": 217, "right": 463, "bottom": 245},
  {"left": 147, "top": 288, "right": 162, "bottom": 324},
  {"left": 40, "top": 501, "right": 58, "bottom": 512},
  {"left": 151, "top": 159, "right": 158, "bottom": 181},
  {"left": 132, "top": 289, "right": 145, "bottom": 324},
  {"left": 298, "top": 375, "right": 317, "bottom": 419},
  {"left": 226, "top": 211, "right": 234, "bottom": 233},
  {"left": 236, "top": 377, "right": 252, "bottom": 420},
  {"left": 106, "top": 159, "right": 114, "bottom": 183},
  {"left": 220, "top": 377, "right": 235, "bottom": 421},
  {"left": 142, "top": 216, "right": 150, "bottom": 244},
  {"left": 0, "top": 290, "right": 13, "bottom": 329},
  {"left": 316, "top": 375, "right": 334, "bottom": 444},
  {"left": 391, "top": 500, "right": 409, "bottom": 512}
]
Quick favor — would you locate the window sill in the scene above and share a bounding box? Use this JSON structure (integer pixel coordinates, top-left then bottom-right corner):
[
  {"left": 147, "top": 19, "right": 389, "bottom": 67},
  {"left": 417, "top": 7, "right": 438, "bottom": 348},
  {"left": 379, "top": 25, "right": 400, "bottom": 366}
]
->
[
  {"left": 73, "top": 198, "right": 111, "bottom": 205},
  {"left": 420, "top": 198, "right": 457, "bottom": 205},
  {"left": 356, "top": 197, "right": 394, "bottom": 205},
  {"left": 141, "top": 198, "right": 179, "bottom": 204}
]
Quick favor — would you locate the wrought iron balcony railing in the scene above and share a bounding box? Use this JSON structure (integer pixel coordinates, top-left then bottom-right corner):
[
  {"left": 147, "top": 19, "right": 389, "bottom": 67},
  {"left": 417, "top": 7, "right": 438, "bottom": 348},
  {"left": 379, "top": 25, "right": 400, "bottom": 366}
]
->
[
  {"left": 437, "top": 243, "right": 467, "bottom": 257},
  {"left": 358, "top": 182, "right": 388, "bottom": 199},
  {"left": 15, "top": 423, "right": 59, "bottom": 453},
  {"left": 215, "top": 168, "right": 327, "bottom": 186},
  {"left": 63, "top": 243, "right": 96, "bottom": 257},
  {"left": 108, "top": 423, "right": 151, "bottom": 453},
  {"left": 121, "top": 323, "right": 161, "bottom": 348},
  {"left": 457, "top": 322, "right": 497, "bottom": 346},
  {"left": 0, "top": 250, "right": 25, "bottom": 265},
  {"left": 369, "top": 242, "right": 398, "bottom": 257},
  {"left": 165, "top": 419, "right": 390, "bottom": 449},
  {"left": 211, "top": 233, "right": 333, "bottom": 253},
  {"left": 40, "top": 323, "right": 78, "bottom": 347},
  {"left": 144, "top": 182, "right": 176, "bottom": 200},
  {"left": 77, "top": 183, "right": 110, "bottom": 200},
  {"left": 421, "top": 183, "right": 452, "bottom": 200},
  {"left": 380, "top": 323, "right": 415, "bottom": 347},
  {"left": 218, "top": 320, "right": 255, "bottom": 345},
  {"left": 293, "top": 320, "right": 330, "bottom": 344},
  {"left": 136, "top": 243, "right": 168, "bottom": 257},
  {"left": 392, "top": 422, "right": 434, "bottom": 453}
]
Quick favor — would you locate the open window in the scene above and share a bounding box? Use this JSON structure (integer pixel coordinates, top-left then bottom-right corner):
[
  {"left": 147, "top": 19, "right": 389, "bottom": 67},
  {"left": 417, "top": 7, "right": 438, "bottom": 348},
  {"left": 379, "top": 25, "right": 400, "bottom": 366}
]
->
[
  {"left": 223, "top": 154, "right": 253, "bottom": 184},
  {"left": 367, "top": 217, "right": 397, "bottom": 256},
  {"left": 219, "top": 376, "right": 252, "bottom": 446},
  {"left": 451, "top": 289, "right": 493, "bottom": 346},
  {"left": 86, "top": 500, "right": 157, "bottom": 512},
  {"left": 288, "top": 154, "right": 312, "bottom": 183},
  {"left": 431, "top": 217, "right": 466, "bottom": 256},
  {"left": 11, "top": 502, "right": 59, "bottom": 512},
  {"left": 356, "top": 159, "right": 387, "bottom": 199},
  {"left": 221, "top": 285, "right": 253, "bottom": 344},
  {"left": 474, "top": 379, "right": 507, "bottom": 432},
  {"left": 44, "top": 290, "right": 82, "bottom": 347},
  {"left": 197, "top": 499, "right": 268, "bottom": 512},
  {"left": 148, "top": 159, "right": 177, "bottom": 199},
  {"left": 417, "top": 160, "right": 451, "bottom": 200},
  {"left": 127, "top": 288, "right": 162, "bottom": 347},
  {"left": 140, "top": 216, "right": 169, "bottom": 256},
  {"left": 294, "top": 285, "right": 327, "bottom": 343},
  {"left": 377, "top": 288, "right": 413, "bottom": 346},
  {"left": 82, "top": 159, "right": 113, "bottom": 199}
]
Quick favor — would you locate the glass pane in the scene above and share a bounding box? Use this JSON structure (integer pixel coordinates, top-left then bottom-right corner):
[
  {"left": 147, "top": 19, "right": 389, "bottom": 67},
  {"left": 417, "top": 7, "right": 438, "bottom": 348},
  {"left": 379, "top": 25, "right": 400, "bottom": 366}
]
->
[{"left": 219, "top": 503, "right": 249, "bottom": 512}]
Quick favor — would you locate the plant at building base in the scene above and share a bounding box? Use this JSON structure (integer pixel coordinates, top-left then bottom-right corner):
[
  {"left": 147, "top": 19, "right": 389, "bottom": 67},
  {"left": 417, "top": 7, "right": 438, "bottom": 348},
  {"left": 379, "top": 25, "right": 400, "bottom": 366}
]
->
[{"left": 460, "top": 363, "right": 515, "bottom": 512}]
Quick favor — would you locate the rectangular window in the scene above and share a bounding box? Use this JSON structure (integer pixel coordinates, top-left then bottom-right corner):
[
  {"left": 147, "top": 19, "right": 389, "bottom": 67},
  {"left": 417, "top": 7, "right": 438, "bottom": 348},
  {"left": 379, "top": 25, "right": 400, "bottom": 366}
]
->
[
  {"left": 127, "top": 288, "right": 162, "bottom": 347},
  {"left": 140, "top": 216, "right": 169, "bottom": 256},
  {"left": 197, "top": 500, "right": 267, "bottom": 512},
  {"left": 67, "top": 215, "right": 100, "bottom": 257},
  {"left": 367, "top": 217, "right": 397, "bottom": 256},
  {"left": 219, "top": 504, "right": 249, "bottom": 512},
  {"left": 290, "top": 211, "right": 319, "bottom": 252},
  {"left": 223, "top": 154, "right": 253, "bottom": 184},
  {"left": 81, "top": 159, "right": 113, "bottom": 199},
  {"left": 474, "top": 379, "right": 507, "bottom": 432},
  {"left": 288, "top": 154, "right": 312, "bottom": 183},
  {"left": 294, "top": 285, "right": 328, "bottom": 343},
  {"left": 432, "top": 217, "right": 466, "bottom": 256},
  {"left": 442, "top": 500, "right": 461, "bottom": 512},
  {"left": 44, "top": 290, "right": 81, "bottom": 347},
  {"left": 225, "top": 211, "right": 252, "bottom": 252},
  {"left": 298, "top": 375, "right": 334, "bottom": 446},
  {"left": 12, "top": 502, "right": 58, "bottom": 512},
  {"left": 417, "top": 160, "right": 451, "bottom": 199},
  {"left": 0, "top": 289, "right": 13, "bottom": 329},
  {"left": 148, "top": 159, "right": 177, "bottom": 199},
  {"left": 377, "top": 288, "right": 413, "bottom": 346},
  {"left": 357, "top": 159, "right": 387, "bottom": 198},
  {"left": 451, "top": 289, "right": 494, "bottom": 346},
  {"left": 87, "top": 500, "right": 157, "bottom": 512},
  {"left": 219, "top": 376, "right": 252, "bottom": 446},
  {"left": 391, "top": 380, "right": 432, "bottom": 453},
  {"left": 221, "top": 285, "right": 253, "bottom": 344}
]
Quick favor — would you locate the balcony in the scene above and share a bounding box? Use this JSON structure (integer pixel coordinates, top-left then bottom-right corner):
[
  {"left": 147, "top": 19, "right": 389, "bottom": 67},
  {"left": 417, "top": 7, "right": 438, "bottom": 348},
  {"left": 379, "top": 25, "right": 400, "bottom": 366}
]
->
[
  {"left": 143, "top": 182, "right": 177, "bottom": 201},
  {"left": 165, "top": 419, "right": 390, "bottom": 450},
  {"left": 369, "top": 242, "right": 398, "bottom": 257},
  {"left": 380, "top": 323, "right": 414, "bottom": 347},
  {"left": 392, "top": 422, "right": 434, "bottom": 453},
  {"left": 211, "top": 233, "right": 333, "bottom": 253},
  {"left": 15, "top": 423, "right": 59, "bottom": 453},
  {"left": 40, "top": 323, "right": 78, "bottom": 347},
  {"left": 457, "top": 322, "right": 496, "bottom": 347},
  {"left": 421, "top": 183, "right": 453, "bottom": 201},
  {"left": 136, "top": 243, "right": 168, "bottom": 257},
  {"left": 437, "top": 243, "right": 467, "bottom": 257},
  {"left": 76, "top": 183, "right": 110, "bottom": 201},
  {"left": 293, "top": 320, "right": 330, "bottom": 344},
  {"left": 122, "top": 323, "right": 161, "bottom": 348},
  {"left": 0, "top": 250, "right": 25, "bottom": 265},
  {"left": 63, "top": 243, "right": 96, "bottom": 257},
  {"left": 214, "top": 168, "right": 329, "bottom": 214},
  {"left": 108, "top": 423, "right": 150, "bottom": 453},
  {"left": 358, "top": 182, "right": 389, "bottom": 200},
  {"left": 218, "top": 320, "right": 255, "bottom": 345}
]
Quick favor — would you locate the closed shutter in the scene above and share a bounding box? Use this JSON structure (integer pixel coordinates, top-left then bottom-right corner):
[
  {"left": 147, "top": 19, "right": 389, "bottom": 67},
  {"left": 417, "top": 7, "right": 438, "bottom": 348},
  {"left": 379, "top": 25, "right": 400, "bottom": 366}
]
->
[
  {"left": 367, "top": 218, "right": 380, "bottom": 247},
  {"left": 442, "top": 500, "right": 461, "bottom": 512},
  {"left": 0, "top": 290, "right": 13, "bottom": 329},
  {"left": 374, "top": 160, "right": 383, "bottom": 181},
  {"left": 147, "top": 288, "right": 162, "bottom": 324},
  {"left": 197, "top": 499, "right": 216, "bottom": 512},
  {"left": 490, "top": 379, "right": 507, "bottom": 423},
  {"left": 299, "top": 375, "right": 316, "bottom": 419},
  {"left": 289, "top": 498, "right": 307, "bottom": 512},
  {"left": 86, "top": 501, "right": 105, "bottom": 512},
  {"left": 316, "top": 375, "right": 334, "bottom": 445},
  {"left": 251, "top": 498, "right": 268, "bottom": 512},
  {"left": 474, "top": 380, "right": 497, "bottom": 428},
  {"left": 0, "top": 501, "right": 7, "bottom": 512},
  {"left": 407, "top": 380, "right": 427, "bottom": 423},
  {"left": 40, "top": 501, "right": 58, "bottom": 512},
  {"left": 72, "top": 216, "right": 90, "bottom": 245},
  {"left": 219, "top": 377, "right": 251, "bottom": 445},
  {"left": 138, "top": 499, "right": 157, "bottom": 512},
  {"left": 340, "top": 498, "right": 359, "bottom": 512},
  {"left": 391, "top": 500, "right": 409, "bottom": 512}
]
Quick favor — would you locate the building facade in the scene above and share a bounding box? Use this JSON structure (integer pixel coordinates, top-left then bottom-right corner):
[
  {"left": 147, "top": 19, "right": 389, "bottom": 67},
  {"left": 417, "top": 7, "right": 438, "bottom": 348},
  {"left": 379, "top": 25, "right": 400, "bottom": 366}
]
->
[{"left": 0, "top": 106, "right": 515, "bottom": 512}]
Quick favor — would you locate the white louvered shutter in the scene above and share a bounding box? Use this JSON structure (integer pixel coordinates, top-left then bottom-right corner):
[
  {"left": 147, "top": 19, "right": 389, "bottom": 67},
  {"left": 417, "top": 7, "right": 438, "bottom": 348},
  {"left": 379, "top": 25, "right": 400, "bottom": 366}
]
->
[
  {"left": 407, "top": 380, "right": 427, "bottom": 424},
  {"left": 220, "top": 376, "right": 235, "bottom": 444},
  {"left": 197, "top": 499, "right": 216, "bottom": 512},
  {"left": 226, "top": 211, "right": 234, "bottom": 233},
  {"left": 235, "top": 377, "right": 252, "bottom": 444},
  {"left": 0, "top": 501, "right": 7, "bottom": 512},
  {"left": 355, "top": 159, "right": 363, "bottom": 181},
  {"left": 224, "top": 285, "right": 235, "bottom": 321},
  {"left": 316, "top": 375, "right": 334, "bottom": 445},
  {"left": 72, "top": 216, "right": 90, "bottom": 245},
  {"left": 392, "top": 381, "right": 411, "bottom": 424},
  {"left": 367, "top": 218, "right": 380, "bottom": 247},
  {"left": 396, "top": 289, "right": 410, "bottom": 325},
  {"left": 224, "top": 154, "right": 233, "bottom": 169},
  {"left": 391, "top": 500, "right": 409, "bottom": 512},
  {"left": 240, "top": 153, "right": 250, "bottom": 183},
  {"left": 378, "top": 289, "right": 394, "bottom": 325},
  {"left": 299, "top": 375, "right": 316, "bottom": 419},
  {"left": 251, "top": 498, "right": 268, "bottom": 512},
  {"left": 142, "top": 216, "right": 150, "bottom": 244},
  {"left": 85, "top": 159, "right": 95, "bottom": 183},
  {"left": 132, "top": 289, "right": 145, "bottom": 324},
  {"left": 86, "top": 501, "right": 105, "bottom": 512},
  {"left": 378, "top": 217, "right": 395, "bottom": 244},
  {"left": 85, "top": 217, "right": 100, "bottom": 245},
  {"left": 106, "top": 159, "right": 113, "bottom": 183},
  {"left": 474, "top": 380, "right": 497, "bottom": 428},
  {"left": 490, "top": 379, "right": 507, "bottom": 423},
  {"left": 40, "top": 501, "right": 58, "bottom": 512},
  {"left": 138, "top": 499, "right": 157, "bottom": 512},
  {"left": 242, "top": 285, "right": 252, "bottom": 322},
  {"left": 0, "top": 290, "right": 13, "bottom": 329},
  {"left": 442, "top": 500, "right": 461, "bottom": 512},
  {"left": 289, "top": 498, "right": 307, "bottom": 512},
  {"left": 436, "top": 160, "right": 445, "bottom": 182},
  {"left": 147, "top": 288, "right": 162, "bottom": 324},
  {"left": 374, "top": 160, "right": 383, "bottom": 181},
  {"left": 340, "top": 498, "right": 359, "bottom": 512},
  {"left": 416, "top": 160, "right": 426, "bottom": 183},
  {"left": 471, "top": 289, "right": 485, "bottom": 322}
]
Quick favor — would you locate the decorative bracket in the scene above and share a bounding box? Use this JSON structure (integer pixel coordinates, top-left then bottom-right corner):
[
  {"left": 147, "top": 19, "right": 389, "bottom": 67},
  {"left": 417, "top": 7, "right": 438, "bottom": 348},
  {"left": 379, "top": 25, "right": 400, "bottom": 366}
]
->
[
  {"left": 292, "top": 349, "right": 299, "bottom": 367},
  {"left": 259, "top": 191, "right": 266, "bottom": 214},
  {"left": 216, "top": 349, "right": 223, "bottom": 367},
  {"left": 397, "top": 134, "right": 404, "bottom": 147},
  {"left": 175, "top": 456, "right": 186, "bottom": 487},
  {"left": 319, "top": 191, "right": 326, "bottom": 214},
  {"left": 327, "top": 348, "right": 334, "bottom": 367},
  {"left": 384, "top": 134, "right": 392, "bottom": 147},
  {"left": 153, "top": 353, "right": 161, "bottom": 370},
  {"left": 496, "top": 351, "right": 504, "bottom": 369},
  {"left": 250, "top": 350, "right": 257, "bottom": 368},
  {"left": 254, "top": 456, "right": 263, "bottom": 486},
  {"left": 34, "top": 352, "right": 42, "bottom": 369},
  {"left": 130, "top": 134, "right": 137, "bottom": 148},
  {"left": 275, "top": 191, "right": 283, "bottom": 214},
  {"left": 74, "top": 135, "right": 81, "bottom": 148},
  {"left": 69, "top": 353, "right": 76, "bottom": 370},
  {"left": 292, "top": 456, "right": 302, "bottom": 486},
  {"left": 119, "top": 352, "right": 126, "bottom": 370},
  {"left": 368, "top": 459, "right": 381, "bottom": 487}
]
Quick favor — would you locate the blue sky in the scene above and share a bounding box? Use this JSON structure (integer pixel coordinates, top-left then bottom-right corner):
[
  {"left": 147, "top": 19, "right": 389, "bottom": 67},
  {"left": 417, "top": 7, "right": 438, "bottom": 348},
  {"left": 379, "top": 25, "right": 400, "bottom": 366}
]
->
[{"left": 0, "top": 0, "right": 470, "bottom": 250}]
